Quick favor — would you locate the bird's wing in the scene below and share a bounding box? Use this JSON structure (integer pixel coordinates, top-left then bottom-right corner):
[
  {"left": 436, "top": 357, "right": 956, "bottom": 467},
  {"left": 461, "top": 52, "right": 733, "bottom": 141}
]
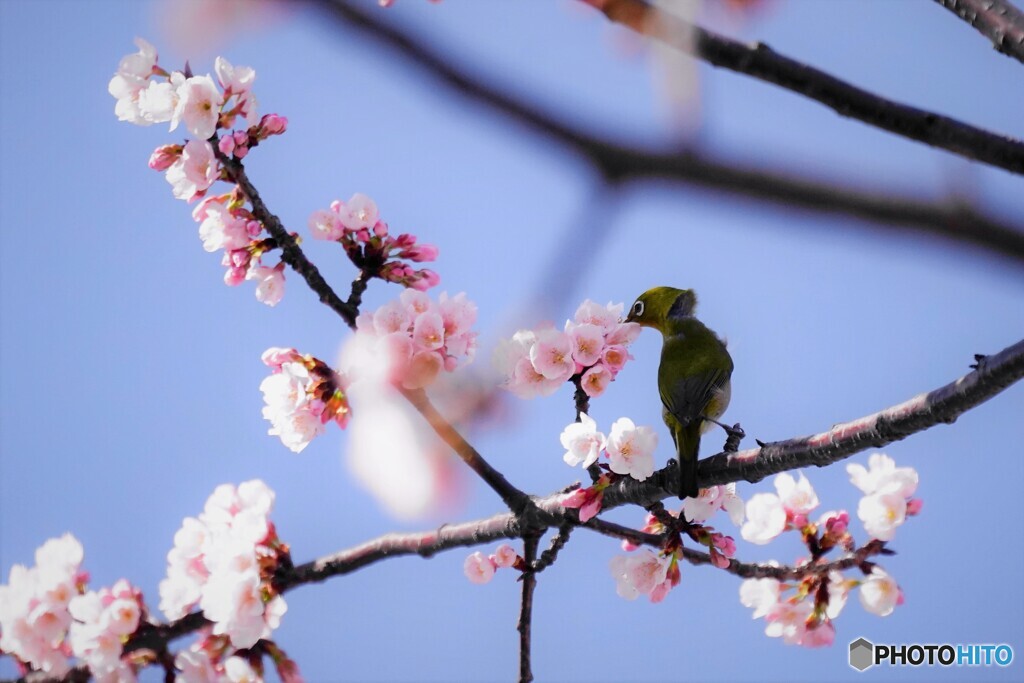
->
[{"left": 658, "top": 366, "right": 728, "bottom": 428}]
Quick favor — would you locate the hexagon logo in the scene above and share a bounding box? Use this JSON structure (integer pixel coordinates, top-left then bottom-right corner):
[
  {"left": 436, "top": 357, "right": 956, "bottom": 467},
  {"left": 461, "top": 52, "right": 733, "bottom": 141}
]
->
[{"left": 849, "top": 637, "right": 874, "bottom": 672}]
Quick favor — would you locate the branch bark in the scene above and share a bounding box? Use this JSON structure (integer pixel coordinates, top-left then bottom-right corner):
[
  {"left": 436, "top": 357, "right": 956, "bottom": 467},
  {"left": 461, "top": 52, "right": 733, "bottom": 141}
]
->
[
  {"left": 585, "top": 0, "right": 1024, "bottom": 176},
  {"left": 517, "top": 535, "right": 539, "bottom": 683},
  {"left": 312, "top": 0, "right": 1024, "bottom": 266},
  {"left": 934, "top": 0, "right": 1024, "bottom": 65}
]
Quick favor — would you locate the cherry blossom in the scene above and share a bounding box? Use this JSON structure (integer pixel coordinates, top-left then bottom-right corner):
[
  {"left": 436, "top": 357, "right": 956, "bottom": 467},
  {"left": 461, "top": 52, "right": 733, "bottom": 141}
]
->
[
  {"left": 858, "top": 567, "right": 903, "bottom": 616},
  {"left": 491, "top": 545, "right": 519, "bottom": 569},
  {"left": 464, "top": 552, "right": 496, "bottom": 585},
  {"left": 740, "top": 492, "right": 787, "bottom": 544},
  {"left": 260, "top": 348, "right": 351, "bottom": 452},
  {"left": 67, "top": 579, "right": 143, "bottom": 681},
  {"left": 609, "top": 550, "right": 678, "bottom": 603},
  {"left": 497, "top": 299, "right": 639, "bottom": 400},
  {"left": 847, "top": 452, "right": 918, "bottom": 498},
  {"left": 159, "top": 481, "right": 288, "bottom": 650},
  {"left": 559, "top": 413, "right": 607, "bottom": 469},
  {"left": 681, "top": 483, "right": 745, "bottom": 525},
  {"left": 0, "top": 534, "right": 89, "bottom": 675},
  {"left": 352, "top": 292, "right": 477, "bottom": 390},
  {"left": 165, "top": 139, "right": 220, "bottom": 201},
  {"left": 606, "top": 417, "right": 658, "bottom": 481}
]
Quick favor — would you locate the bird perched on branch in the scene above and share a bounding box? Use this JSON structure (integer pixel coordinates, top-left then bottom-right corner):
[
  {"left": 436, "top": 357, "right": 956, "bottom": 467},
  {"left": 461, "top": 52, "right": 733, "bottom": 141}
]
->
[{"left": 626, "top": 286, "right": 733, "bottom": 499}]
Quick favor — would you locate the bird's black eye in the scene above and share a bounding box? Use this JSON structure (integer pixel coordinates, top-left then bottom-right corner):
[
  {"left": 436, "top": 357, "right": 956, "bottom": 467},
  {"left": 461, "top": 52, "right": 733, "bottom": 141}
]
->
[{"left": 633, "top": 300, "right": 644, "bottom": 317}]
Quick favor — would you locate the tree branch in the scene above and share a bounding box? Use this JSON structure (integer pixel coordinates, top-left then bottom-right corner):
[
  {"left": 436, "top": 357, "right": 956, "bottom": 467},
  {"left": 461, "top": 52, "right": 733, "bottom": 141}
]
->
[
  {"left": 217, "top": 152, "right": 359, "bottom": 328},
  {"left": 399, "top": 387, "right": 531, "bottom": 512},
  {"left": 934, "top": 0, "right": 1024, "bottom": 65},
  {"left": 311, "top": 0, "right": 1024, "bottom": 266},
  {"left": 517, "top": 535, "right": 539, "bottom": 683},
  {"left": 696, "top": 338, "right": 1024, "bottom": 486},
  {"left": 584, "top": 0, "right": 1024, "bottom": 176}
]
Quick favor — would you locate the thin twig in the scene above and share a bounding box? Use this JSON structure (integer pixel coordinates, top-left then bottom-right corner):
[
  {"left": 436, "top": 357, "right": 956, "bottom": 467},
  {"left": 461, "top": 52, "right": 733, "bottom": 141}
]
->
[
  {"left": 585, "top": 0, "right": 1024, "bottom": 176},
  {"left": 934, "top": 0, "right": 1024, "bottom": 65},
  {"left": 312, "top": 0, "right": 1024, "bottom": 265},
  {"left": 517, "top": 535, "right": 540, "bottom": 683},
  {"left": 217, "top": 152, "right": 359, "bottom": 328},
  {"left": 533, "top": 522, "right": 574, "bottom": 572},
  {"left": 399, "top": 386, "right": 531, "bottom": 512},
  {"left": 585, "top": 518, "right": 889, "bottom": 579},
  {"left": 695, "top": 338, "right": 1024, "bottom": 487}
]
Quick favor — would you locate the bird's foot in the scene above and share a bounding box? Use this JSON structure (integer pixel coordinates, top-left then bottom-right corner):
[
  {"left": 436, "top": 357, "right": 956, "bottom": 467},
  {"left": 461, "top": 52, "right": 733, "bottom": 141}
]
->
[
  {"left": 970, "top": 353, "right": 988, "bottom": 370},
  {"left": 723, "top": 423, "right": 745, "bottom": 452}
]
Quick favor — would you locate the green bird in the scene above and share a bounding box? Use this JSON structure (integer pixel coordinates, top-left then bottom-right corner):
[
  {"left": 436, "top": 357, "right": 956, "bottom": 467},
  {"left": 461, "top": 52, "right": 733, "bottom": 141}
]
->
[{"left": 625, "top": 286, "right": 733, "bottom": 500}]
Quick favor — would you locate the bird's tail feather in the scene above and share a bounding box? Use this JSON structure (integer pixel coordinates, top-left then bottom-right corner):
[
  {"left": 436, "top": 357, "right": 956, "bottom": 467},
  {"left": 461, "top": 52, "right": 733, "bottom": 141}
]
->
[{"left": 674, "top": 421, "right": 702, "bottom": 500}]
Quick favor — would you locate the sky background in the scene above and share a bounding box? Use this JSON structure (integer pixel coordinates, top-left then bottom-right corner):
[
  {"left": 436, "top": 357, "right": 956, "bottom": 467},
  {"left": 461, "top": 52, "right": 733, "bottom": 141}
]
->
[{"left": 2, "top": 0, "right": 1023, "bottom": 681}]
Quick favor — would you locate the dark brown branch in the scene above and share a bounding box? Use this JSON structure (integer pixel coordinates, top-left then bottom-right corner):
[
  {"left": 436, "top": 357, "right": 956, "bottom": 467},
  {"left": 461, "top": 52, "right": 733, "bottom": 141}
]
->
[
  {"left": 934, "top": 0, "right": 1024, "bottom": 65},
  {"left": 585, "top": 518, "right": 889, "bottom": 579},
  {"left": 217, "top": 152, "right": 360, "bottom": 328},
  {"left": 399, "top": 387, "right": 531, "bottom": 512},
  {"left": 586, "top": 0, "right": 1024, "bottom": 176},
  {"left": 695, "top": 337, "right": 1024, "bottom": 487},
  {"left": 311, "top": 0, "right": 1024, "bottom": 266},
  {"left": 517, "top": 535, "right": 539, "bottom": 683},
  {"left": 533, "top": 522, "right": 574, "bottom": 573}
]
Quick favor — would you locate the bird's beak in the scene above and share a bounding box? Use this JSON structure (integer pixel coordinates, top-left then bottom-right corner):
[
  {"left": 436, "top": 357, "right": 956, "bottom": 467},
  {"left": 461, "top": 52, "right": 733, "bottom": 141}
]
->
[{"left": 625, "top": 310, "right": 637, "bottom": 324}]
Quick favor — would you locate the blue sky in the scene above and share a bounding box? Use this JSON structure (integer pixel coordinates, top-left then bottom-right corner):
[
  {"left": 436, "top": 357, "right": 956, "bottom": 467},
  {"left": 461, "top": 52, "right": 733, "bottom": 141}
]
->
[{"left": 1, "top": 0, "right": 1023, "bottom": 681}]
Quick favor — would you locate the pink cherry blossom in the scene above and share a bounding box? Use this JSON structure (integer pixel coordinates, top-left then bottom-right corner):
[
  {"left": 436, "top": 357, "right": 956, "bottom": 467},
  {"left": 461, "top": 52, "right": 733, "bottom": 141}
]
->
[
  {"left": 801, "top": 620, "right": 836, "bottom": 648},
  {"left": 609, "top": 550, "right": 675, "bottom": 602},
  {"left": 412, "top": 311, "right": 445, "bottom": 351},
  {"left": 682, "top": 483, "right": 745, "bottom": 525},
  {"left": 774, "top": 472, "right": 819, "bottom": 516},
  {"left": 847, "top": 453, "right": 918, "bottom": 498},
  {"left": 491, "top": 545, "right": 519, "bottom": 569},
  {"left": 308, "top": 208, "right": 345, "bottom": 241},
  {"left": 404, "top": 350, "right": 444, "bottom": 390},
  {"left": 606, "top": 417, "right": 657, "bottom": 481},
  {"left": 108, "top": 38, "right": 158, "bottom": 125},
  {"left": 605, "top": 321, "right": 642, "bottom": 346},
  {"left": 214, "top": 56, "right": 256, "bottom": 96},
  {"left": 198, "top": 202, "right": 248, "bottom": 253},
  {"left": 337, "top": 193, "right": 379, "bottom": 231},
  {"left": 568, "top": 323, "right": 605, "bottom": 366},
  {"left": 859, "top": 567, "right": 903, "bottom": 616},
  {"left": 248, "top": 264, "right": 285, "bottom": 307},
  {"left": 739, "top": 577, "right": 780, "bottom": 619},
  {"left": 740, "top": 493, "right": 786, "bottom": 544},
  {"left": 148, "top": 144, "right": 181, "bottom": 171},
  {"left": 172, "top": 75, "right": 223, "bottom": 140},
  {"left": 464, "top": 552, "right": 496, "bottom": 585},
  {"left": 560, "top": 413, "right": 607, "bottom": 469},
  {"left": 165, "top": 139, "right": 219, "bottom": 201},
  {"left": 137, "top": 80, "right": 178, "bottom": 124},
  {"left": 600, "top": 344, "right": 630, "bottom": 374},
  {"left": 574, "top": 299, "right": 622, "bottom": 332},
  {"left": 580, "top": 363, "right": 612, "bottom": 398},
  {"left": 529, "top": 328, "right": 575, "bottom": 382},
  {"left": 764, "top": 600, "right": 813, "bottom": 645},
  {"left": 857, "top": 490, "right": 907, "bottom": 541},
  {"left": 561, "top": 476, "right": 609, "bottom": 522}
]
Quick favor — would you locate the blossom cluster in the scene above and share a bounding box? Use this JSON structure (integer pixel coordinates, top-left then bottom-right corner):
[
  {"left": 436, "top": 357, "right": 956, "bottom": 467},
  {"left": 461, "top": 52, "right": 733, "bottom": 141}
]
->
[
  {"left": 741, "top": 455, "right": 920, "bottom": 546},
  {"left": 848, "top": 453, "right": 921, "bottom": 541},
  {"left": 463, "top": 545, "right": 521, "bottom": 585},
  {"left": 609, "top": 550, "right": 681, "bottom": 603},
  {"left": 0, "top": 534, "right": 87, "bottom": 676},
  {"left": 68, "top": 580, "right": 144, "bottom": 681},
  {"left": 260, "top": 347, "right": 352, "bottom": 453},
  {"left": 174, "top": 630, "right": 302, "bottom": 683},
  {"left": 494, "top": 300, "right": 640, "bottom": 399},
  {"left": 158, "top": 480, "right": 288, "bottom": 650},
  {"left": 730, "top": 454, "right": 917, "bottom": 648},
  {"left": 111, "top": 39, "right": 291, "bottom": 307},
  {"left": 353, "top": 290, "right": 478, "bottom": 390},
  {"left": 309, "top": 193, "right": 440, "bottom": 291},
  {"left": 740, "top": 566, "right": 903, "bottom": 648},
  {"left": 560, "top": 413, "right": 658, "bottom": 481}
]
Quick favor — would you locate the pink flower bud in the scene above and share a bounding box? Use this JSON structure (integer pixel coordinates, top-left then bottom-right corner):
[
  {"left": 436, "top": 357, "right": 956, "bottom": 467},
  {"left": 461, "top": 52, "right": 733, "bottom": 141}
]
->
[
  {"left": 246, "top": 220, "right": 262, "bottom": 238},
  {"left": 407, "top": 243, "right": 439, "bottom": 262},
  {"left": 224, "top": 266, "right": 247, "bottom": 286},
  {"left": 148, "top": 144, "right": 181, "bottom": 171},
  {"left": 906, "top": 498, "right": 923, "bottom": 515},
  {"left": 218, "top": 135, "right": 236, "bottom": 156},
  {"left": 259, "top": 113, "right": 288, "bottom": 136},
  {"left": 373, "top": 220, "right": 389, "bottom": 237}
]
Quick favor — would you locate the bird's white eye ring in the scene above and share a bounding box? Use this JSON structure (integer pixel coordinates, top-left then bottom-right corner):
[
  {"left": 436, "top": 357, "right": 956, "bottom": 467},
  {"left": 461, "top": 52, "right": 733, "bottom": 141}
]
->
[{"left": 633, "top": 301, "right": 644, "bottom": 316}]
